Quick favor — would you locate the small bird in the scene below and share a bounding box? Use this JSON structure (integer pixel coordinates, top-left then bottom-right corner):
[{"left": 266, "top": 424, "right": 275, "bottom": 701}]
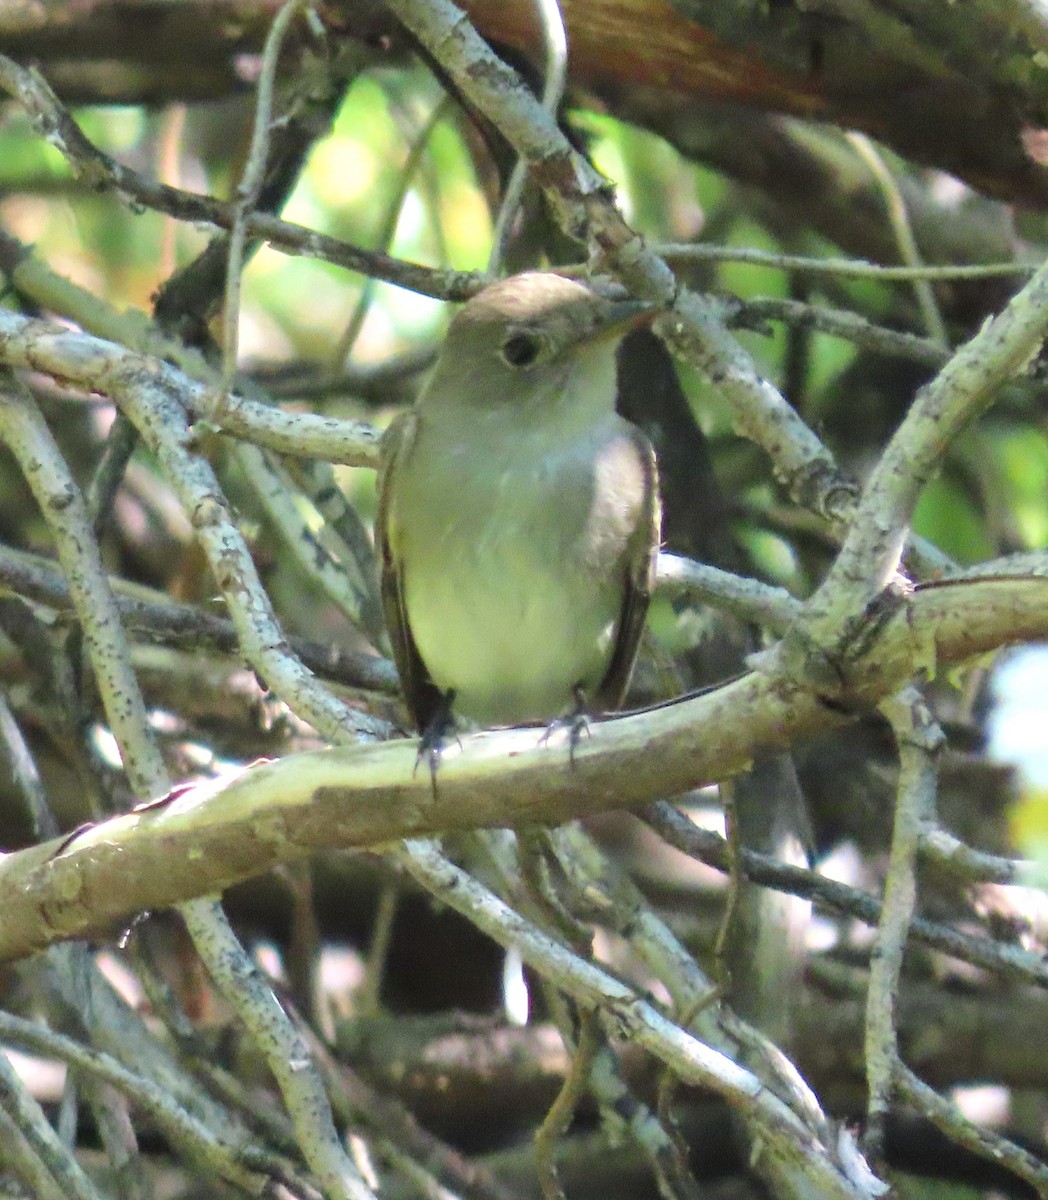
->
[{"left": 376, "top": 272, "right": 661, "bottom": 744}]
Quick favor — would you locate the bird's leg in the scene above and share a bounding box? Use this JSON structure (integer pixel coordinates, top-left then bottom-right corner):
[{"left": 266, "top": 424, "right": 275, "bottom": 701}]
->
[
  {"left": 539, "top": 685, "right": 593, "bottom": 766},
  {"left": 414, "top": 689, "right": 461, "bottom": 790}
]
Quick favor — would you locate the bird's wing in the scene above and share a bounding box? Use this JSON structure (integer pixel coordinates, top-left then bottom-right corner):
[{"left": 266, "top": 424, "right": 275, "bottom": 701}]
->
[
  {"left": 375, "top": 412, "right": 446, "bottom": 732},
  {"left": 595, "top": 423, "right": 661, "bottom": 711}
]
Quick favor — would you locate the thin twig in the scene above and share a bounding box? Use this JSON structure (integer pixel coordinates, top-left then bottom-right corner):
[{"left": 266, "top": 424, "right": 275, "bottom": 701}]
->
[
  {"left": 534, "top": 1011, "right": 601, "bottom": 1200},
  {"left": 655, "top": 555, "right": 801, "bottom": 630},
  {"left": 332, "top": 94, "right": 454, "bottom": 368},
  {"left": 895, "top": 1063, "right": 1048, "bottom": 1198},
  {"left": 726, "top": 294, "right": 948, "bottom": 369},
  {"left": 655, "top": 242, "right": 1034, "bottom": 282},
  {"left": 395, "top": 838, "right": 876, "bottom": 1200},
  {"left": 0, "top": 307, "right": 382, "bottom": 465},
  {"left": 277, "top": 454, "right": 389, "bottom": 649},
  {"left": 846, "top": 133, "right": 948, "bottom": 348},
  {"left": 181, "top": 897, "right": 377, "bottom": 1200},
  {"left": 863, "top": 688, "right": 943, "bottom": 1161},
  {"left": 641, "top": 802, "right": 1048, "bottom": 987},
  {"left": 0, "top": 540, "right": 398, "bottom": 695},
  {"left": 86, "top": 413, "right": 139, "bottom": 535},
  {"left": 358, "top": 878, "right": 400, "bottom": 1017},
  {"left": 217, "top": 0, "right": 309, "bottom": 411},
  {"left": 920, "top": 826, "right": 1046, "bottom": 886},
  {"left": 0, "top": 1048, "right": 104, "bottom": 1200},
  {"left": 0, "top": 53, "right": 483, "bottom": 302},
  {"left": 0, "top": 1012, "right": 278, "bottom": 1194},
  {"left": 488, "top": 0, "right": 568, "bottom": 271},
  {"left": 236, "top": 441, "right": 376, "bottom": 635},
  {"left": 0, "top": 375, "right": 167, "bottom": 793},
  {"left": 0, "top": 686, "right": 58, "bottom": 842}
]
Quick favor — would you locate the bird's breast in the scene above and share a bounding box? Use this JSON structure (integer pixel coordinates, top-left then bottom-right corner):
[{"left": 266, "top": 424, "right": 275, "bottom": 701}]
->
[{"left": 393, "top": 418, "right": 640, "bottom": 725}]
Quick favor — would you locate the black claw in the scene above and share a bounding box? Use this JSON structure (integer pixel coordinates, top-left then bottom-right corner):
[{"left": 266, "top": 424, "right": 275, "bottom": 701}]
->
[
  {"left": 566, "top": 711, "right": 592, "bottom": 765},
  {"left": 540, "top": 686, "right": 593, "bottom": 767},
  {"left": 414, "top": 690, "right": 459, "bottom": 790}
]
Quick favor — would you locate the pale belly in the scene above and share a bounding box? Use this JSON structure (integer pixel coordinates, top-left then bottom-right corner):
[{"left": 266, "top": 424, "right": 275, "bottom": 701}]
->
[
  {"left": 402, "top": 523, "right": 621, "bottom": 727},
  {"left": 390, "top": 407, "right": 648, "bottom": 727}
]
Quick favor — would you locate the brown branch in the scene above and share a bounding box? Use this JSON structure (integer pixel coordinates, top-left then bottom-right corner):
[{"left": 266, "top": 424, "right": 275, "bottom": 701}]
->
[
  {"left": 0, "top": 573, "right": 1047, "bottom": 964},
  {"left": 5, "top": 0, "right": 1048, "bottom": 206}
]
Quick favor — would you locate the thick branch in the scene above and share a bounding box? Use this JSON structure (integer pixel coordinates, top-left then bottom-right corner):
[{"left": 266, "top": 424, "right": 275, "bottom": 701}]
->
[
  {"left": 4, "top": 1, "right": 1048, "bottom": 206},
  {"left": 0, "top": 572, "right": 1046, "bottom": 962}
]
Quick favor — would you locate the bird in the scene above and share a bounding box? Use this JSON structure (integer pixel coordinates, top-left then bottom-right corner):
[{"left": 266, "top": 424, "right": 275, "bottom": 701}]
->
[{"left": 375, "top": 271, "right": 661, "bottom": 749}]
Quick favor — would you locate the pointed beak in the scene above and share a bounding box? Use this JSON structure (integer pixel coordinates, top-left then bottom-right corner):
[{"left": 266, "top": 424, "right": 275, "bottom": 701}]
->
[{"left": 583, "top": 298, "right": 657, "bottom": 347}]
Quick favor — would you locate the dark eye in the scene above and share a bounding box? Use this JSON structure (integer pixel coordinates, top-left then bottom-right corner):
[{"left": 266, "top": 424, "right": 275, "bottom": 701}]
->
[{"left": 500, "top": 332, "right": 542, "bottom": 368}]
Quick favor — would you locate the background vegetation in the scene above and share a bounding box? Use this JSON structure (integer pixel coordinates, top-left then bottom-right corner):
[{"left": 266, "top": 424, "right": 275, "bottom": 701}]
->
[{"left": 1, "top": 2, "right": 1048, "bottom": 1198}]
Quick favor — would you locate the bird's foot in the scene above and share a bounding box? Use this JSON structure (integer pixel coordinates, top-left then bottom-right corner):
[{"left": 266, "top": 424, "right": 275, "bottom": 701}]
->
[
  {"left": 414, "top": 690, "right": 460, "bottom": 791},
  {"left": 539, "top": 686, "right": 592, "bottom": 766}
]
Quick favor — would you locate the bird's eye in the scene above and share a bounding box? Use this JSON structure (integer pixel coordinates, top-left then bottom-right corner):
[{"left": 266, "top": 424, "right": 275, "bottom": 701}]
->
[{"left": 500, "top": 332, "right": 543, "bottom": 368}]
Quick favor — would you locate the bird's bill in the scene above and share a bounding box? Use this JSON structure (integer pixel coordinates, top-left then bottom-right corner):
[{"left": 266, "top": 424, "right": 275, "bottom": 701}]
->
[{"left": 582, "top": 297, "right": 657, "bottom": 346}]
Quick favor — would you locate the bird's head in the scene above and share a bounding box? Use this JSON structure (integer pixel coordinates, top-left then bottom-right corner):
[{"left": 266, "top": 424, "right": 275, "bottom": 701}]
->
[{"left": 421, "top": 272, "right": 654, "bottom": 420}]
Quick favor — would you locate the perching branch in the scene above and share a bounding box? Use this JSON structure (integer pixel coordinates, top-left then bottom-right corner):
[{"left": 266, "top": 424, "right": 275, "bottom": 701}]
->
[{"left": 2, "top": 561, "right": 1048, "bottom": 965}]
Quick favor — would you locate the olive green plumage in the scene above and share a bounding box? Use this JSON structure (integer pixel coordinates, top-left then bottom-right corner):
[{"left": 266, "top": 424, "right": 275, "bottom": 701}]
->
[{"left": 377, "top": 272, "right": 661, "bottom": 731}]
